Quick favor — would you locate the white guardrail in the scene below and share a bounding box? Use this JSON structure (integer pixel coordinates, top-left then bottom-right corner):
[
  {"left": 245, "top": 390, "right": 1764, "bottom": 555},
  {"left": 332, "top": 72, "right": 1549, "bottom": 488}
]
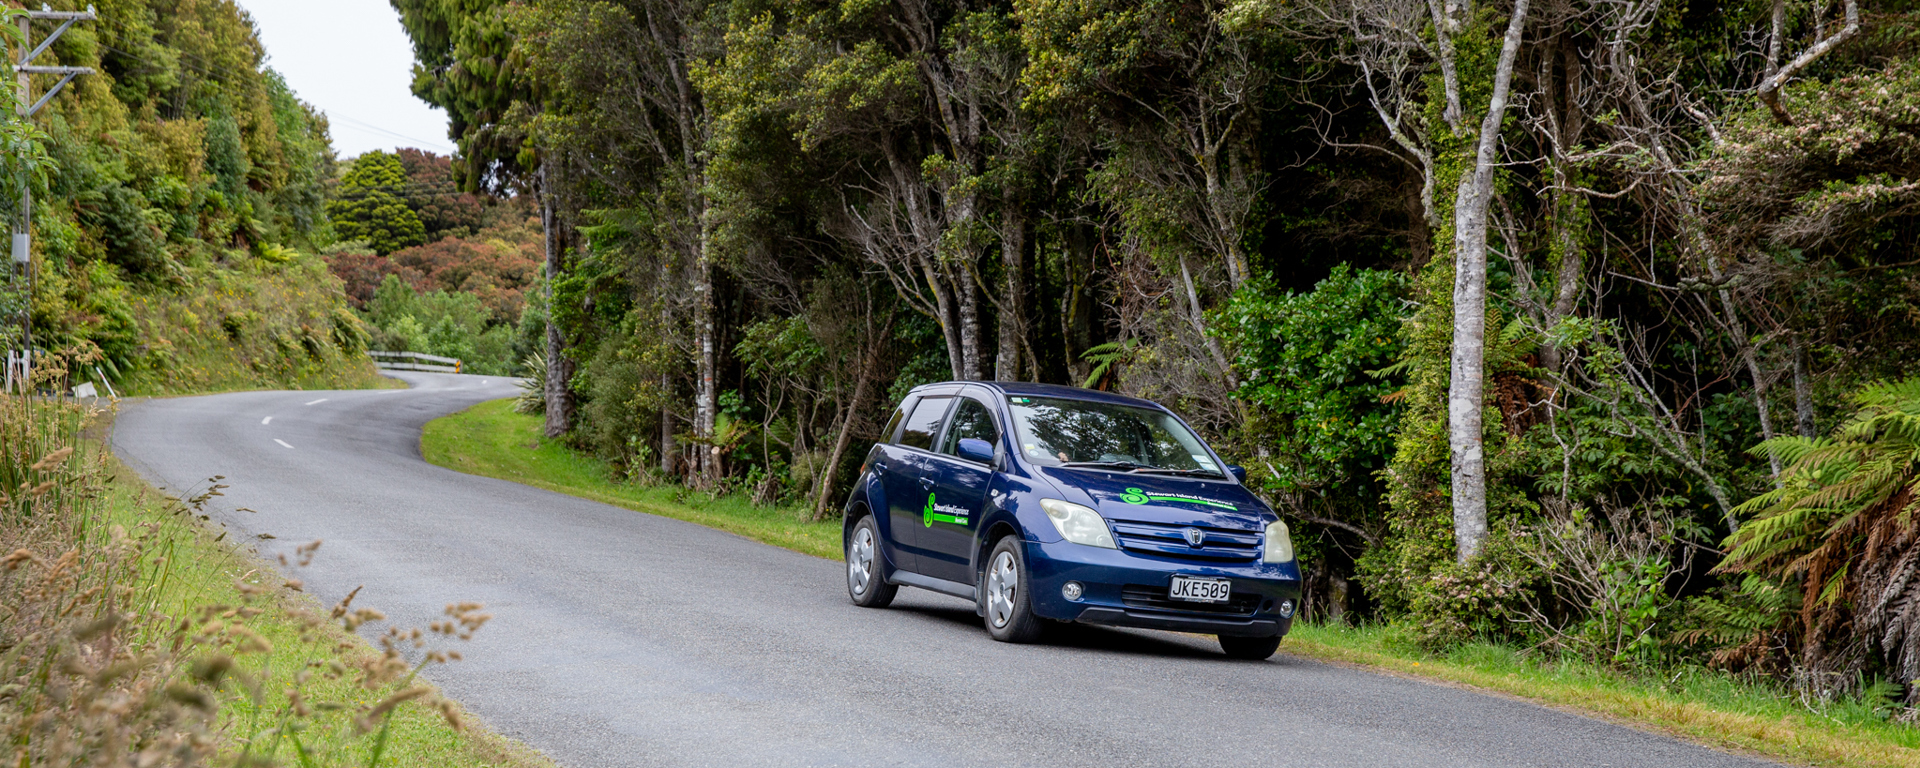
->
[{"left": 368, "top": 350, "right": 463, "bottom": 373}]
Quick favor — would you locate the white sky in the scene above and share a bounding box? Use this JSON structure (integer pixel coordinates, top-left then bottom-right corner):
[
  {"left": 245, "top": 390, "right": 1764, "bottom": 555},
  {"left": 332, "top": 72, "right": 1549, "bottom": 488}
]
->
[{"left": 237, "top": 0, "right": 454, "bottom": 159}]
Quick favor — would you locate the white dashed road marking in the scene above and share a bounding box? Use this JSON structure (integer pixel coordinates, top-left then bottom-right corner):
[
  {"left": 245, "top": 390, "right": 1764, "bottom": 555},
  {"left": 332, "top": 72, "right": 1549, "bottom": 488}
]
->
[
  {"left": 274, "top": 439, "right": 294, "bottom": 449},
  {"left": 304, "top": 398, "right": 328, "bottom": 406},
  {"left": 261, "top": 416, "right": 272, "bottom": 425}
]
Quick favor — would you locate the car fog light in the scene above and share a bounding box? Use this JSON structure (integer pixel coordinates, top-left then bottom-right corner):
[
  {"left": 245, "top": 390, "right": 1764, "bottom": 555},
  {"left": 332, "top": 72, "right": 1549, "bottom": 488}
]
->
[
  {"left": 1063, "top": 582, "right": 1084, "bottom": 601},
  {"left": 1278, "top": 599, "right": 1295, "bottom": 619}
]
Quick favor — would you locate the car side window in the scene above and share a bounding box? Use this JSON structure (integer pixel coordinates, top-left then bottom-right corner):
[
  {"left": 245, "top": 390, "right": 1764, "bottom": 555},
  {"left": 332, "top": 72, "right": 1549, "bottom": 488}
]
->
[
  {"left": 881, "top": 402, "right": 910, "bottom": 444},
  {"left": 898, "top": 396, "right": 952, "bottom": 451},
  {"left": 939, "top": 398, "right": 999, "bottom": 456}
]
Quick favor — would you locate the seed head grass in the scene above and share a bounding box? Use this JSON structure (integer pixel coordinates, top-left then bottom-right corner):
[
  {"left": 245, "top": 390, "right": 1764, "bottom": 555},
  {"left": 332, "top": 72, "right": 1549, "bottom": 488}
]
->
[{"left": 0, "top": 380, "right": 552, "bottom": 768}]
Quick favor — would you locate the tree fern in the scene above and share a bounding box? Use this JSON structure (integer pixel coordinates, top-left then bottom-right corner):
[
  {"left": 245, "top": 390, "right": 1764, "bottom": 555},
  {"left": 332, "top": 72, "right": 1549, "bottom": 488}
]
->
[{"left": 1719, "top": 378, "right": 1920, "bottom": 697}]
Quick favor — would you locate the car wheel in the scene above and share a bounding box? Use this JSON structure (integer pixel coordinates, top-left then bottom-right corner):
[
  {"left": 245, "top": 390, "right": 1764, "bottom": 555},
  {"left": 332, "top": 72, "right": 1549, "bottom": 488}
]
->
[
  {"left": 1218, "top": 634, "right": 1282, "bottom": 660},
  {"left": 983, "top": 537, "right": 1044, "bottom": 643},
  {"left": 846, "top": 515, "right": 897, "bottom": 608}
]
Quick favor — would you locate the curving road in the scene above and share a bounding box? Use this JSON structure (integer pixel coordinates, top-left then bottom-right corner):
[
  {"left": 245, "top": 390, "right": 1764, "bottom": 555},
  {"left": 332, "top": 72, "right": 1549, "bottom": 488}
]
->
[{"left": 112, "top": 373, "right": 1783, "bottom": 768}]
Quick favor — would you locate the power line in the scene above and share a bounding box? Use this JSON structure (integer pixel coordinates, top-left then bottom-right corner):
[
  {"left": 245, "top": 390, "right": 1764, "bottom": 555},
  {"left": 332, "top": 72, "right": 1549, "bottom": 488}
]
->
[
  {"left": 322, "top": 112, "right": 452, "bottom": 152},
  {"left": 96, "top": 42, "right": 452, "bottom": 152}
]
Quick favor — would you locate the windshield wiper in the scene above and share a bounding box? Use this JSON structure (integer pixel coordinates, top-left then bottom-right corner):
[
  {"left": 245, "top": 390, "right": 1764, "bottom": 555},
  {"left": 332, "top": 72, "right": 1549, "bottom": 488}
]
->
[
  {"left": 1060, "top": 460, "right": 1145, "bottom": 471},
  {"left": 1132, "top": 467, "right": 1227, "bottom": 479},
  {"left": 1059, "top": 461, "right": 1224, "bottom": 479}
]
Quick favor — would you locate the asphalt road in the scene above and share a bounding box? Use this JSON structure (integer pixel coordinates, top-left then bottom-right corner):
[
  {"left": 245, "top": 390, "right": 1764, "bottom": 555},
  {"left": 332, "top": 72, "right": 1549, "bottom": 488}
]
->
[{"left": 112, "top": 373, "right": 1786, "bottom": 768}]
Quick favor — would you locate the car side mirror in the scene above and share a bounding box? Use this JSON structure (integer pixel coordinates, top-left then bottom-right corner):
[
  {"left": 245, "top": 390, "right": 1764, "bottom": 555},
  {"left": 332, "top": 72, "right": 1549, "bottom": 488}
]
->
[
  {"left": 1227, "top": 465, "right": 1247, "bottom": 483},
  {"left": 957, "top": 437, "right": 995, "bottom": 465}
]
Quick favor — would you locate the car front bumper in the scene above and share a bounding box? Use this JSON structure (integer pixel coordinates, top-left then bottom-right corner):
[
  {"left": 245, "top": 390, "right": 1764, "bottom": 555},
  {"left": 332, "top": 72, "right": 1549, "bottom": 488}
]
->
[{"left": 1022, "top": 539, "right": 1301, "bottom": 638}]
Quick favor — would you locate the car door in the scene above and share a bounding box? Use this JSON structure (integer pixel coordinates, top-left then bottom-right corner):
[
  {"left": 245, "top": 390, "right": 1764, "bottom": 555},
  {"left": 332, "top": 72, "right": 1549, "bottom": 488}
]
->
[
  {"left": 884, "top": 394, "right": 953, "bottom": 572},
  {"left": 918, "top": 395, "right": 1000, "bottom": 585}
]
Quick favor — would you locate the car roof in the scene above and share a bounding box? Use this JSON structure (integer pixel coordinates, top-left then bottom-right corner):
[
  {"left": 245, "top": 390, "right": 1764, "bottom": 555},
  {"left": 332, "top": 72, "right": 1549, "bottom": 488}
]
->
[{"left": 907, "top": 381, "right": 1169, "bottom": 411}]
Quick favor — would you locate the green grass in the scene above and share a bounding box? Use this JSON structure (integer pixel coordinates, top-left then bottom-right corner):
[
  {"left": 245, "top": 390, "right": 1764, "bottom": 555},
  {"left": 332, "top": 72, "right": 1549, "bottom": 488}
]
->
[
  {"left": 422, "top": 398, "right": 841, "bottom": 559},
  {"left": 104, "top": 454, "right": 555, "bottom": 768},
  {"left": 1281, "top": 624, "right": 1919, "bottom": 768},
  {"left": 427, "top": 396, "right": 1920, "bottom": 768}
]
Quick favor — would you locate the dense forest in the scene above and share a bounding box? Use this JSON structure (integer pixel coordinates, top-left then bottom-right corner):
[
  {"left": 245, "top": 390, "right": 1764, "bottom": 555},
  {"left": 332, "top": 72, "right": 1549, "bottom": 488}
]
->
[
  {"left": 391, "top": 0, "right": 1920, "bottom": 700},
  {"left": 1, "top": 0, "right": 388, "bottom": 394},
  {"left": 9, "top": 0, "right": 1918, "bottom": 711}
]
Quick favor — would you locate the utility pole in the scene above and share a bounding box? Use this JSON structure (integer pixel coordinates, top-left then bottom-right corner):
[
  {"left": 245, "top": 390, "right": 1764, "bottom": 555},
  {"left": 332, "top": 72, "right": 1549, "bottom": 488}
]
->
[{"left": 8, "top": 4, "right": 94, "bottom": 390}]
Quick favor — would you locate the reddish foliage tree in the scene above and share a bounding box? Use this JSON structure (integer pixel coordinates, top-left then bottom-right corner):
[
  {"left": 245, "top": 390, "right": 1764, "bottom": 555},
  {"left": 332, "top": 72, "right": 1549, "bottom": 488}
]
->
[
  {"left": 388, "top": 236, "right": 540, "bottom": 320},
  {"left": 325, "top": 248, "right": 430, "bottom": 307},
  {"left": 398, "top": 148, "right": 488, "bottom": 239}
]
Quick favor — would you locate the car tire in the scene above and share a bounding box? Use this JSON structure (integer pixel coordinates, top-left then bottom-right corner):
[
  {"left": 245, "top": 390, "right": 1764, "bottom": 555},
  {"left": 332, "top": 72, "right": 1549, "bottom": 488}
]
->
[
  {"left": 1218, "top": 634, "right": 1282, "bottom": 660},
  {"left": 982, "top": 536, "right": 1045, "bottom": 643},
  {"left": 846, "top": 515, "right": 898, "bottom": 608}
]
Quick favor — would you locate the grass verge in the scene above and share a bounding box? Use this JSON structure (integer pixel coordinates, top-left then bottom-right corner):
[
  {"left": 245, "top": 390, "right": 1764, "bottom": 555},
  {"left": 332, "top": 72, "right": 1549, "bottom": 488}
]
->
[
  {"left": 422, "top": 398, "right": 839, "bottom": 559},
  {"left": 426, "top": 397, "right": 1920, "bottom": 768},
  {"left": 0, "top": 388, "right": 550, "bottom": 767},
  {"left": 102, "top": 454, "right": 556, "bottom": 767},
  {"left": 1283, "top": 624, "right": 1917, "bottom": 768}
]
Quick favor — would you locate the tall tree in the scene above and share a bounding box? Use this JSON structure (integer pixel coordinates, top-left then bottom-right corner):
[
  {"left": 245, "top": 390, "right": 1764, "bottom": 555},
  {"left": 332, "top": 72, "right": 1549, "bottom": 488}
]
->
[
  {"left": 1440, "top": 0, "right": 1531, "bottom": 563},
  {"left": 510, "top": 0, "right": 725, "bottom": 477},
  {"left": 393, "top": 0, "right": 579, "bottom": 437},
  {"left": 328, "top": 151, "right": 428, "bottom": 255}
]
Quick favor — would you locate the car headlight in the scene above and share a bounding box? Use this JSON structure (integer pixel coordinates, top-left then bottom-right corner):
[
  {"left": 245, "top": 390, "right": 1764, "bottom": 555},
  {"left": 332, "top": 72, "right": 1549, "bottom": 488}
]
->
[
  {"left": 1040, "top": 499, "right": 1116, "bottom": 549},
  {"left": 1263, "top": 520, "right": 1294, "bottom": 564}
]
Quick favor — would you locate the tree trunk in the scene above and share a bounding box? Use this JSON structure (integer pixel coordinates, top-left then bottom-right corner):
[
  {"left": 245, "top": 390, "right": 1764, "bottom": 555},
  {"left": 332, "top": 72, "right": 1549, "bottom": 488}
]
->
[
  {"left": 1447, "top": 0, "right": 1531, "bottom": 566},
  {"left": 1063, "top": 223, "right": 1095, "bottom": 386},
  {"left": 1200, "top": 148, "right": 1250, "bottom": 290},
  {"left": 693, "top": 222, "right": 718, "bottom": 481},
  {"left": 1424, "top": 0, "right": 1465, "bottom": 131},
  {"left": 995, "top": 198, "right": 1029, "bottom": 381},
  {"left": 1794, "top": 339, "right": 1816, "bottom": 438},
  {"left": 921, "top": 254, "right": 966, "bottom": 381},
  {"left": 1179, "top": 254, "right": 1237, "bottom": 390},
  {"left": 958, "top": 260, "right": 982, "bottom": 380},
  {"left": 540, "top": 163, "right": 574, "bottom": 438},
  {"left": 661, "top": 260, "right": 676, "bottom": 476},
  {"left": 814, "top": 314, "right": 893, "bottom": 521},
  {"left": 660, "top": 396, "right": 676, "bottom": 476},
  {"left": 1721, "top": 293, "right": 1783, "bottom": 482},
  {"left": 1539, "top": 174, "right": 1583, "bottom": 374}
]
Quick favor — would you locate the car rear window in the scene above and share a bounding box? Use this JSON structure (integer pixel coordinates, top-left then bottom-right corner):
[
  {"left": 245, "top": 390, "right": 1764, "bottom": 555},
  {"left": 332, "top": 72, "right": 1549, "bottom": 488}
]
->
[{"left": 898, "top": 396, "right": 952, "bottom": 451}]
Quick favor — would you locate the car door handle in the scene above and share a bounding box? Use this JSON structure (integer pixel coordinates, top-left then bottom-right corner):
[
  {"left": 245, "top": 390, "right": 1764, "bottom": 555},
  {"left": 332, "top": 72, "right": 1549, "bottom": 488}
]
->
[
  {"left": 870, "top": 461, "right": 887, "bottom": 472},
  {"left": 919, "top": 477, "right": 934, "bottom": 490}
]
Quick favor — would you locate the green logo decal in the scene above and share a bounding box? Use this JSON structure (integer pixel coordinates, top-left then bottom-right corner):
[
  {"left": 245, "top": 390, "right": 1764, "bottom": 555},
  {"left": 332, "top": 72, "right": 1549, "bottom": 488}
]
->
[
  {"left": 1120, "top": 487, "right": 1237, "bottom": 511},
  {"left": 923, "top": 492, "right": 969, "bottom": 527}
]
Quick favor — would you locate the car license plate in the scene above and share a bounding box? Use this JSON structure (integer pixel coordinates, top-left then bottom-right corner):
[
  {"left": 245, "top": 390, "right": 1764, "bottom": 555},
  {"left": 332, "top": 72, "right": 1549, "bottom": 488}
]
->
[{"left": 1168, "top": 575, "right": 1231, "bottom": 603}]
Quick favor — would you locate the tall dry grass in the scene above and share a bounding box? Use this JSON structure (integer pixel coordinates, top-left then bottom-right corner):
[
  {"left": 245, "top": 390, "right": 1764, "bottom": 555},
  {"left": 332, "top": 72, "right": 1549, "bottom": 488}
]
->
[{"left": 0, "top": 359, "right": 493, "bottom": 767}]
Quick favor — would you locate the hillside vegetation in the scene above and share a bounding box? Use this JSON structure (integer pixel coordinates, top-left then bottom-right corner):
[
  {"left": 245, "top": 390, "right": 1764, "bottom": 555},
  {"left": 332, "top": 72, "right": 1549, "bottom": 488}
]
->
[{"left": 3, "top": 0, "right": 379, "bottom": 394}]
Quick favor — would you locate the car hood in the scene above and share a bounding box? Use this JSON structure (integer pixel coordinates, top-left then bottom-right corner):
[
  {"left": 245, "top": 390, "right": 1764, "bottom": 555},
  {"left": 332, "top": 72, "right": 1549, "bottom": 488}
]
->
[{"left": 1036, "top": 467, "right": 1271, "bottom": 531}]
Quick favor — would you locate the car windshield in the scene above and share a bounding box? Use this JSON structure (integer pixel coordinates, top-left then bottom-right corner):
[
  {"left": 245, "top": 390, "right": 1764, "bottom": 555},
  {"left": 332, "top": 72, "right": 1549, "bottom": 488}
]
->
[{"left": 1005, "top": 396, "right": 1220, "bottom": 474}]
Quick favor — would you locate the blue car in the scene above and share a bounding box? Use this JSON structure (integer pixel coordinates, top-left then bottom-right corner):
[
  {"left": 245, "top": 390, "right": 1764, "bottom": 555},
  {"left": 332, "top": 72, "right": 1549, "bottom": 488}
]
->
[{"left": 842, "top": 381, "right": 1301, "bottom": 659}]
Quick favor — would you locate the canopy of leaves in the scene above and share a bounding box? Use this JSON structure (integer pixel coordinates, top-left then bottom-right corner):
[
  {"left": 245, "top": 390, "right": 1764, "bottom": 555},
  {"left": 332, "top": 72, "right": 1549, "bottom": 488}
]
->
[{"left": 328, "top": 151, "right": 428, "bottom": 255}]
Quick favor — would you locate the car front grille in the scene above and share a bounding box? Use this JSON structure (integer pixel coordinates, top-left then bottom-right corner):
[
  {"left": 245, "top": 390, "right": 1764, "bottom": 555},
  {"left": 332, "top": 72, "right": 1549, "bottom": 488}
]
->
[
  {"left": 1108, "top": 520, "right": 1262, "bottom": 562},
  {"left": 1120, "top": 584, "right": 1264, "bottom": 616}
]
